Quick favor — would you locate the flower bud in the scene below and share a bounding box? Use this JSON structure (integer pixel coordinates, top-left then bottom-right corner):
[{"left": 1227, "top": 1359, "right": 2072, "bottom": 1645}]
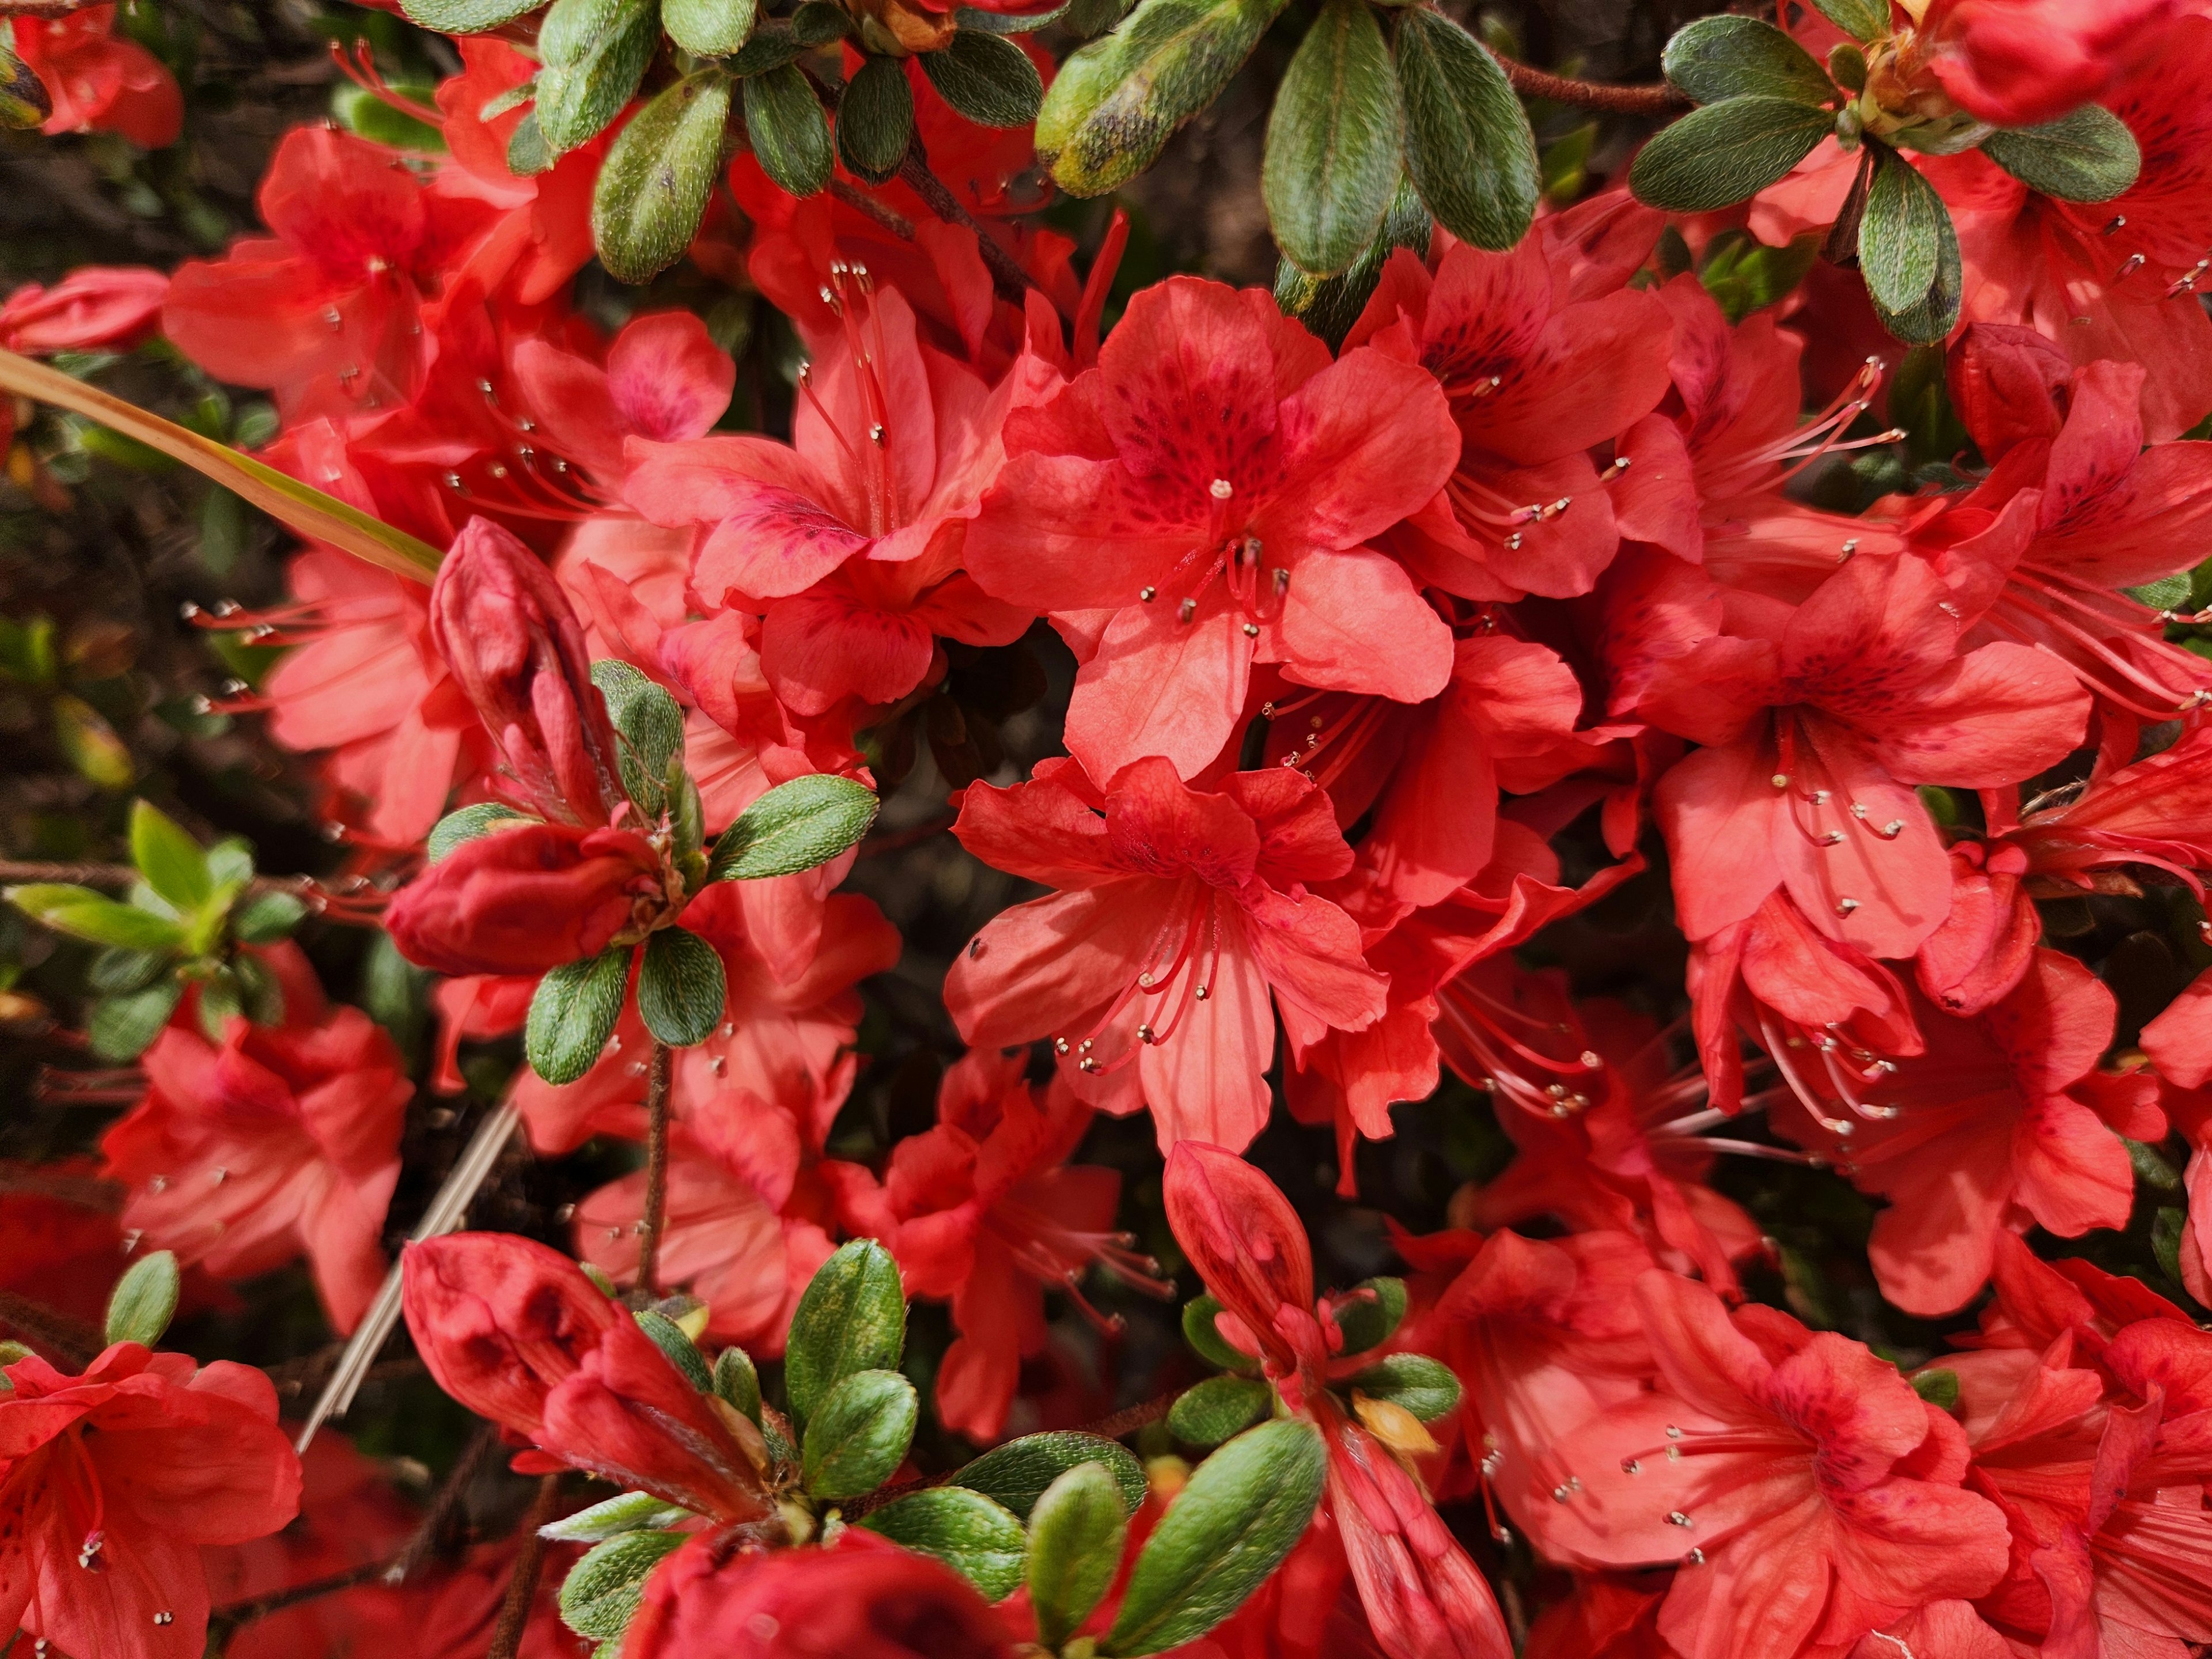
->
[
  {"left": 382, "top": 820, "right": 664, "bottom": 977},
  {"left": 1913, "top": 0, "right": 2183, "bottom": 127},
  {"left": 431, "top": 517, "right": 625, "bottom": 825}
]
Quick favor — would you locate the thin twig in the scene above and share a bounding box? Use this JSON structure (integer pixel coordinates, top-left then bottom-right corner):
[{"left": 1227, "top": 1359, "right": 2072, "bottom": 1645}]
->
[
  {"left": 487, "top": 1476, "right": 563, "bottom": 1659},
  {"left": 0, "top": 1289, "right": 100, "bottom": 1368},
  {"left": 637, "top": 1040, "right": 674, "bottom": 1296},
  {"left": 1493, "top": 54, "right": 1687, "bottom": 115},
  {"left": 1075, "top": 1390, "right": 1177, "bottom": 1441},
  {"left": 899, "top": 134, "right": 1035, "bottom": 305},
  {"left": 0, "top": 859, "right": 340, "bottom": 904},
  {"left": 857, "top": 813, "right": 955, "bottom": 858},
  {"left": 830, "top": 178, "right": 918, "bottom": 241},
  {"left": 0, "top": 1161, "right": 123, "bottom": 1211},
  {"left": 211, "top": 1558, "right": 392, "bottom": 1627}
]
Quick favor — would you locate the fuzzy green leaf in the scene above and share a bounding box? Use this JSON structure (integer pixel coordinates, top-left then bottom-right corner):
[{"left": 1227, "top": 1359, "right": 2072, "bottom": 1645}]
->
[
  {"left": 838, "top": 55, "right": 916, "bottom": 185},
  {"left": 105, "top": 1250, "right": 180, "bottom": 1349},
  {"left": 1860, "top": 147, "right": 1947, "bottom": 313},
  {"left": 88, "top": 982, "right": 183, "bottom": 1062},
  {"left": 707, "top": 773, "right": 878, "bottom": 880},
  {"left": 784, "top": 1238, "right": 906, "bottom": 1427},
  {"left": 955, "top": 1431, "right": 1149, "bottom": 1522},
  {"left": 636, "top": 926, "right": 727, "bottom": 1048},
  {"left": 1181, "top": 1295, "right": 1256, "bottom": 1372},
  {"left": 592, "top": 660, "right": 685, "bottom": 819},
  {"left": 664, "top": 0, "right": 760, "bottom": 55},
  {"left": 920, "top": 29, "right": 1046, "bottom": 128},
  {"left": 128, "top": 801, "right": 210, "bottom": 912},
  {"left": 801, "top": 1368, "right": 918, "bottom": 1500},
  {"left": 1627, "top": 95, "right": 1832, "bottom": 213},
  {"left": 744, "top": 63, "right": 835, "bottom": 198},
  {"left": 1028, "top": 1463, "right": 1128, "bottom": 1648},
  {"left": 400, "top": 0, "right": 540, "bottom": 31},
  {"left": 861, "top": 1485, "right": 1029, "bottom": 1599},
  {"left": 1263, "top": 0, "right": 1402, "bottom": 276},
  {"left": 1982, "top": 104, "right": 2142, "bottom": 203},
  {"left": 1330, "top": 1276, "right": 1407, "bottom": 1355},
  {"left": 559, "top": 1529, "right": 688, "bottom": 1639},
  {"left": 6, "top": 885, "right": 187, "bottom": 951},
  {"left": 1662, "top": 14, "right": 1834, "bottom": 107},
  {"left": 1345, "top": 1352, "right": 1461, "bottom": 1422},
  {"left": 525, "top": 945, "right": 634, "bottom": 1085},
  {"left": 541, "top": 1491, "right": 695, "bottom": 1543},
  {"left": 1393, "top": 9, "right": 1537, "bottom": 251},
  {"left": 1809, "top": 0, "right": 1887, "bottom": 41},
  {"left": 714, "top": 1345, "right": 762, "bottom": 1421},
  {"left": 1167, "top": 1376, "right": 1272, "bottom": 1447},
  {"left": 594, "top": 72, "right": 734, "bottom": 284}
]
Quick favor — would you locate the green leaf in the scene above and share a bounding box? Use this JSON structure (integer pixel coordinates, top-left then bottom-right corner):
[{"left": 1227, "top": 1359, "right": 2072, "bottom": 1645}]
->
[
  {"left": 1628, "top": 95, "right": 1833, "bottom": 213},
  {"left": 400, "top": 0, "right": 541, "bottom": 31},
  {"left": 784, "top": 1238, "right": 906, "bottom": 1427},
  {"left": 2127, "top": 574, "right": 2194, "bottom": 610},
  {"left": 509, "top": 109, "right": 554, "bottom": 176},
  {"left": 231, "top": 890, "right": 308, "bottom": 945},
  {"left": 541, "top": 1491, "right": 696, "bottom": 1543},
  {"left": 729, "top": 24, "right": 814, "bottom": 74},
  {"left": 525, "top": 946, "right": 634, "bottom": 1085},
  {"left": 6, "top": 885, "right": 186, "bottom": 951},
  {"left": 52, "top": 694, "right": 132, "bottom": 791},
  {"left": 1166, "top": 1376, "right": 1272, "bottom": 1446},
  {"left": 839, "top": 55, "right": 916, "bottom": 186},
  {"left": 636, "top": 927, "right": 728, "bottom": 1049},
  {"left": 1104, "top": 1418, "right": 1327, "bottom": 1655},
  {"left": 427, "top": 803, "right": 543, "bottom": 863},
  {"left": 1028, "top": 1463, "right": 1128, "bottom": 1649},
  {"left": 707, "top": 774, "right": 879, "bottom": 881},
  {"left": 1860, "top": 147, "right": 1947, "bottom": 314},
  {"left": 1661, "top": 14, "right": 1834, "bottom": 107},
  {"left": 1036, "top": 0, "right": 1289, "bottom": 196},
  {"left": 634, "top": 1309, "right": 715, "bottom": 1393},
  {"left": 205, "top": 839, "right": 256, "bottom": 890},
  {"left": 88, "top": 982, "right": 183, "bottom": 1062},
  {"left": 794, "top": 1, "right": 854, "bottom": 43},
  {"left": 2126, "top": 1137, "right": 2184, "bottom": 1192},
  {"left": 105, "top": 1249, "right": 180, "bottom": 1348},
  {"left": 0, "top": 33, "right": 50, "bottom": 129},
  {"left": 536, "top": 0, "right": 660, "bottom": 155},
  {"left": 859, "top": 1486, "right": 1028, "bottom": 1600},
  {"left": 1698, "top": 228, "right": 1821, "bottom": 322},
  {"left": 1346, "top": 1352, "right": 1461, "bottom": 1422},
  {"left": 232, "top": 949, "right": 286, "bottom": 1027},
  {"left": 920, "top": 30, "right": 1045, "bottom": 128},
  {"left": 1262, "top": 0, "right": 1401, "bottom": 276},
  {"left": 1181, "top": 1295, "right": 1256, "bottom": 1372},
  {"left": 1393, "top": 9, "right": 1538, "bottom": 252},
  {"left": 958, "top": 2, "right": 1069, "bottom": 32},
  {"left": 592, "top": 661, "right": 686, "bottom": 819},
  {"left": 744, "top": 63, "right": 835, "bottom": 198},
  {"left": 128, "top": 800, "right": 211, "bottom": 912},
  {"left": 89, "top": 945, "right": 166, "bottom": 995},
  {"left": 558, "top": 1529, "right": 688, "bottom": 1640},
  {"left": 1274, "top": 173, "right": 1430, "bottom": 350},
  {"left": 594, "top": 71, "right": 734, "bottom": 284},
  {"left": 1982, "top": 104, "right": 2142, "bottom": 203},
  {"left": 801, "top": 1368, "right": 918, "bottom": 1500},
  {"left": 2154, "top": 1205, "right": 2191, "bottom": 1291},
  {"left": 1330, "top": 1276, "right": 1407, "bottom": 1355},
  {"left": 1866, "top": 164, "right": 1961, "bottom": 346},
  {"left": 955, "top": 1431, "right": 1149, "bottom": 1522},
  {"left": 664, "top": 0, "right": 759, "bottom": 55},
  {"left": 1911, "top": 1368, "right": 1960, "bottom": 1411},
  {"left": 1809, "top": 0, "right": 1887, "bottom": 41},
  {"left": 714, "top": 1344, "right": 762, "bottom": 1421}
]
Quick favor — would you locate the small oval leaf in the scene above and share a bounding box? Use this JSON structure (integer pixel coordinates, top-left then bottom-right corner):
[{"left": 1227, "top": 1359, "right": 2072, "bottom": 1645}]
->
[
  {"left": 105, "top": 1249, "right": 180, "bottom": 1349},
  {"left": 1345, "top": 1351, "right": 1461, "bottom": 1422},
  {"left": 1860, "top": 147, "right": 1947, "bottom": 314},
  {"left": 1330, "top": 1276, "right": 1408, "bottom": 1356},
  {"left": 1981, "top": 104, "right": 2142, "bottom": 203},
  {"left": 919, "top": 30, "right": 1045, "bottom": 128},
  {"left": 1028, "top": 1463, "right": 1128, "bottom": 1646},
  {"left": 1263, "top": 0, "right": 1402, "bottom": 276},
  {"left": 785, "top": 1238, "right": 907, "bottom": 1427},
  {"left": 594, "top": 72, "right": 734, "bottom": 285},
  {"left": 541, "top": 1491, "right": 696, "bottom": 1543},
  {"left": 801, "top": 1367, "right": 918, "bottom": 1500},
  {"left": 1627, "top": 94, "right": 1833, "bottom": 213},
  {"left": 400, "top": 0, "right": 540, "bottom": 31},
  {"left": 427, "top": 803, "right": 543, "bottom": 863},
  {"left": 860, "top": 1485, "right": 1029, "bottom": 1601},
  {"left": 525, "top": 945, "right": 634, "bottom": 1085},
  {"left": 839, "top": 55, "right": 917, "bottom": 185},
  {"left": 1393, "top": 8, "right": 1539, "bottom": 251},
  {"left": 535, "top": 0, "right": 659, "bottom": 156},
  {"left": 634, "top": 1308, "right": 715, "bottom": 1393},
  {"left": 955, "top": 1430, "right": 1149, "bottom": 1521},
  {"left": 1104, "top": 1418, "right": 1327, "bottom": 1655},
  {"left": 1662, "top": 14, "right": 1835, "bottom": 107},
  {"left": 637, "top": 926, "right": 728, "bottom": 1049},
  {"left": 128, "top": 800, "right": 211, "bottom": 912},
  {"left": 714, "top": 1344, "right": 763, "bottom": 1421},
  {"left": 744, "top": 63, "right": 835, "bottom": 198},
  {"left": 6, "top": 885, "right": 187, "bottom": 951},
  {"left": 1166, "top": 1375, "right": 1272, "bottom": 1447},
  {"left": 664, "top": 0, "right": 760, "bottom": 56},
  {"left": 1810, "top": 0, "right": 1887, "bottom": 41},
  {"left": 558, "top": 1529, "right": 688, "bottom": 1639},
  {"left": 707, "top": 773, "right": 879, "bottom": 881},
  {"left": 1181, "top": 1295, "right": 1257, "bottom": 1372},
  {"left": 88, "top": 982, "right": 184, "bottom": 1063}
]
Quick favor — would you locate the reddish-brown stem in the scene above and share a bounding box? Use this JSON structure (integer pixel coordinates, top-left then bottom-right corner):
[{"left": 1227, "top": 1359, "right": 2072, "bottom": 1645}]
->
[
  {"left": 0, "top": 1161, "right": 123, "bottom": 1211},
  {"left": 857, "top": 813, "right": 955, "bottom": 858},
  {"left": 487, "top": 1476, "right": 563, "bottom": 1659},
  {"left": 636, "top": 1040, "right": 674, "bottom": 1296},
  {"left": 1494, "top": 53, "right": 1687, "bottom": 115},
  {"left": 0, "top": 859, "right": 341, "bottom": 906},
  {"left": 0, "top": 1289, "right": 99, "bottom": 1369},
  {"left": 1075, "top": 1390, "right": 1178, "bottom": 1441},
  {"left": 899, "top": 133, "right": 1035, "bottom": 305},
  {"left": 830, "top": 178, "right": 918, "bottom": 240}
]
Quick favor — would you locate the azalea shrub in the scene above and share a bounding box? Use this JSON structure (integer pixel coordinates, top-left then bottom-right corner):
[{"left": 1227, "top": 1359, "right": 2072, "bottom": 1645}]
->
[{"left": 10, "top": 0, "right": 2212, "bottom": 1656}]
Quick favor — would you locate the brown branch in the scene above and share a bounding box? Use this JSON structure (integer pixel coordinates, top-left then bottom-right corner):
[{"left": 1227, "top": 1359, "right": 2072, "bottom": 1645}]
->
[
  {"left": 637, "top": 1040, "right": 674, "bottom": 1296},
  {"left": 487, "top": 1476, "right": 563, "bottom": 1659},
  {"left": 857, "top": 812, "right": 955, "bottom": 858},
  {"left": 0, "top": 1161, "right": 123, "bottom": 1211},
  {"left": 211, "top": 1558, "right": 393, "bottom": 1627},
  {"left": 0, "top": 0, "right": 98, "bottom": 14},
  {"left": 830, "top": 178, "right": 918, "bottom": 241},
  {"left": 1493, "top": 53, "right": 1687, "bottom": 115},
  {"left": 1075, "top": 1390, "right": 1177, "bottom": 1441},
  {"left": 0, "top": 859, "right": 339, "bottom": 904},
  {"left": 899, "top": 134, "right": 1036, "bottom": 306},
  {"left": 0, "top": 1289, "right": 100, "bottom": 1368}
]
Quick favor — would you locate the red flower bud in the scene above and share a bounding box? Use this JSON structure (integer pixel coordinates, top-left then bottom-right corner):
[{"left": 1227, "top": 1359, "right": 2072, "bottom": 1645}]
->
[
  {"left": 1164, "top": 1141, "right": 1321, "bottom": 1380},
  {"left": 1916, "top": 0, "right": 2184, "bottom": 126},
  {"left": 622, "top": 1532, "right": 1018, "bottom": 1658},
  {"left": 402, "top": 1233, "right": 771, "bottom": 1522},
  {"left": 432, "top": 517, "right": 625, "bottom": 824},
  {"left": 382, "top": 820, "right": 664, "bottom": 976}
]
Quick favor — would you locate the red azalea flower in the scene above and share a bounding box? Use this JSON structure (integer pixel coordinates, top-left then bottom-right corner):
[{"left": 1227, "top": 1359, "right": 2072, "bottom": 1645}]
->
[
  {"left": 0, "top": 265, "right": 167, "bottom": 353},
  {"left": 11, "top": 6, "right": 181, "bottom": 147},
  {"left": 1536, "top": 1271, "right": 2012, "bottom": 1659},
  {"left": 1164, "top": 1142, "right": 1513, "bottom": 1659},
  {"left": 1910, "top": 0, "right": 2191, "bottom": 127},
  {"left": 963, "top": 274, "right": 1461, "bottom": 780},
  {"left": 1771, "top": 949, "right": 2160, "bottom": 1317},
  {"left": 824, "top": 1048, "right": 1167, "bottom": 1440},
  {"left": 0, "top": 1341, "right": 301, "bottom": 1658},
  {"left": 100, "top": 986, "right": 411, "bottom": 1335},
  {"left": 621, "top": 1529, "right": 1019, "bottom": 1658},
  {"left": 944, "top": 756, "right": 1386, "bottom": 1152},
  {"left": 1642, "top": 551, "right": 2089, "bottom": 960},
  {"left": 1343, "top": 221, "right": 1675, "bottom": 601},
  {"left": 627, "top": 276, "right": 1027, "bottom": 718},
  {"left": 384, "top": 817, "right": 666, "bottom": 976},
  {"left": 400, "top": 1232, "right": 773, "bottom": 1522}
]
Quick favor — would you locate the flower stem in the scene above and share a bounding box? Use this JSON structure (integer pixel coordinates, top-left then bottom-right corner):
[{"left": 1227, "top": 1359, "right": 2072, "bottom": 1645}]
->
[
  {"left": 1492, "top": 53, "right": 1687, "bottom": 115},
  {"left": 0, "top": 1288, "right": 100, "bottom": 1369},
  {"left": 487, "top": 1475, "right": 563, "bottom": 1659},
  {"left": 898, "top": 133, "right": 1036, "bottom": 305},
  {"left": 637, "top": 1039, "right": 674, "bottom": 1296}
]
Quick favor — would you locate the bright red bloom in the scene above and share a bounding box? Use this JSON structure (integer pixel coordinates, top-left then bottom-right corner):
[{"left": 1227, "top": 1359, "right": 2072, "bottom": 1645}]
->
[
  {"left": 400, "top": 1232, "right": 772, "bottom": 1522},
  {"left": 1165, "top": 1142, "right": 1513, "bottom": 1659},
  {"left": 100, "top": 986, "right": 410, "bottom": 1335},
  {"left": 1911, "top": 0, "right": 2190, "bottom": 127},
  {"left": 1772, "top": 949, "right": 2157, "bottom": 1317},
  {"left": 1538, "top": 1271, "right": 2011, "bottom": 1659},
  {"left": 626, "top": 278, "right": 1026, "bottom": 718},
  {"left": 510, "top": 310, "right": 735, "bottom": 490},
  {"left": 945, "top": 756, "right": 1386, "bottom": 1152},
  {"left": 621, "top": 1530, "right": 1019, "bottom": 1658},
  {"left": 0, "top": 1341, "right": 301, "bottom": 1659},
  {"left": 1343, "top": 222, "right": 1673, "bottom": 601},
  {"left": 11, "top": 6, "right": 181, "bottom": 147},
  {"left": 964, "top": 275, "right": 1460, "bottom": 780},
  {"left": 1643, "top": 551, "right": 2089, "bottom": 960},
  {"left": 825, "top": 1048, "right": 1164, "bottom": 1440},
  {"left": 384, "top": 817, "right": 666, "bottom": 976},
  {"left": 0, "top": 266, "right": 166, "bottom": 353},
  {"left": 0, "top": 1163, "right": 125, "bottom": 1335},
  {"left": 164, "top": 127, "right": 497, "bottom": 422}
]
